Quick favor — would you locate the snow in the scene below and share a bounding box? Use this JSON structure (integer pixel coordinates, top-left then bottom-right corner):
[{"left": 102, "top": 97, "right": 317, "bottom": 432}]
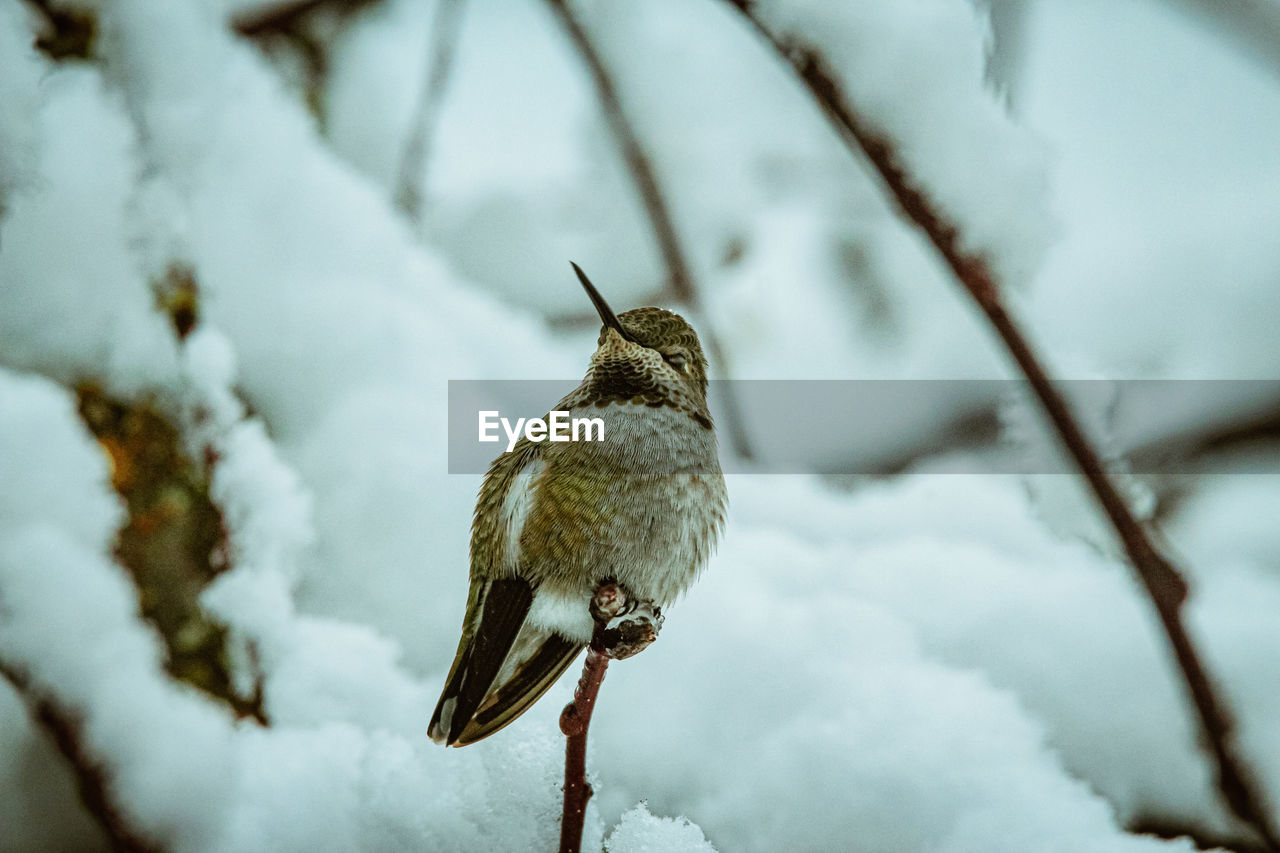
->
[
  {"left": 747, "top": 0, "right": 1057, "bottom": 287},
  {"left": 0, "top": 63, "right": 183, "bottom": 397},
  {"left": 325, "top": 0, "right": 663, "bottom": 315},
  {"left": 606, "top": 804, "right": 716, "bottom": 853},
  {"left": 2, "top": 0, "right": 1278, "bottom": 850},
  {"left": 0, "top": 369, "right": 238, "bottom": 850},
  {"left": 1023, "top": 0, "right": 1280, "bottom": 379},
  {"left": 0, "top": 1, "right": 43, "bottom": 209}
]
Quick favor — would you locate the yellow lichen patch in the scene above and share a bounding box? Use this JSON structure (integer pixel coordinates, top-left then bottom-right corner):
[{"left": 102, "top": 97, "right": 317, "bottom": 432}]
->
[{"left": 74, "top": 382, "right": 266, "bottom": 723}]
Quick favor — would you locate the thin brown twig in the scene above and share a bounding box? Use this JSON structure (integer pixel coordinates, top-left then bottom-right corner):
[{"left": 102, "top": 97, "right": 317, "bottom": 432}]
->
[
  {"left": 394, "top": 0, "right": 467, "bottom": 223},
  {"left": 722, "top": 2, "right": 1280, "bottom": 849},
  {"left": 558, "top": 645, "right": 609, "bottom": 853},
  {"left": 541, "top": 0, "right": 755, "bottom": 461},
  {"left": 0, "top": 659, "right": 161, "bottom": 853},
  {"left": 542, "top": 0, "right": 694, "bottom": 306},
  {"left": 557, "top": 582, "right": 661, "bottom": 853}
]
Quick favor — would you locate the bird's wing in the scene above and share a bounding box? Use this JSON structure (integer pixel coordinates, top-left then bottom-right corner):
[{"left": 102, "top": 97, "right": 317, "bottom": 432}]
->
[
  {"left": 451, "top": 621, "right": 583, "bottom": 746},
  {"left": 429, "top": 436, "right": 586, "bottom": 746},
  {"left": 428, "top": 576, "right": 586, "bottom": 748},
  {"left": 428, "top": 576, "right": 529, "bottom": 744}
]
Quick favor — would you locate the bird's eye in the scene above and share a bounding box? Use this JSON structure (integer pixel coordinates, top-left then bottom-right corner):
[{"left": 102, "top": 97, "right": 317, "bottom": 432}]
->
[{"left": 663, "top": 351, "right": 688, "bottom": 372}]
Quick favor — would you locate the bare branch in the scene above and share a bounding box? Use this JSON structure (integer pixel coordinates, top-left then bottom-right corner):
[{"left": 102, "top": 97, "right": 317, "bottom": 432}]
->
[
  {"left": 0, "top": 660, "right": 161, "bottom": 853},
  {"left": 541, "top": 0, "right": 693, "bottom": 305},
  {"left": 541, "top": 0, "right": 755, "bottom": 461},
  {"left": 721, "top": 2, "right": 1280, "bottom": 848},
  {"left": 558, "top": 582, "right": 662, "bottom": 853},
  {"left": 394, "top": 0, "right": 467, "bottom": 223},
  {"left": 558, "top": 647, "right": 607, "bottom": 853}
]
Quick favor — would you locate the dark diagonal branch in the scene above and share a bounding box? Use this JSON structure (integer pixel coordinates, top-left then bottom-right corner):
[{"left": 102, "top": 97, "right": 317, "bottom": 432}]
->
[
  {"left": 542, "top": 0, "right": 755, "bottom": 461},
  {"left": 722, "top": 2, "right": 1280, "bottom": 849},
  {"left": 394, "top": 0, "right": 467, "bottom": 223},
  {"left": 0, "top": 660, "right": 161, "bottom": 853}
]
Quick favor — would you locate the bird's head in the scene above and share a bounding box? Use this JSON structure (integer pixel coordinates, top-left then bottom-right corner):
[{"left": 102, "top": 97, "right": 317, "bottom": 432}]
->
[{"left": 571, "top": 263, "right": 712, "bottom": 425}]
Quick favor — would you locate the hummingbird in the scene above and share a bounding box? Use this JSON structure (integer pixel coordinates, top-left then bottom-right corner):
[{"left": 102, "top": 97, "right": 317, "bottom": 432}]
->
[{"left": 429, "top": 263, "right": 727, "bottom": 747}]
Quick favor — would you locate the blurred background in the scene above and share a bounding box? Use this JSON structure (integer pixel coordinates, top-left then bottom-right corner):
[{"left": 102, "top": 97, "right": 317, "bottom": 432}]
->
[
  {"left": 2, "top": 0, "right": 1280, "bottom": 851},
  {"left": 258, "top": 0, "right": 1280, "bottom": 478}
]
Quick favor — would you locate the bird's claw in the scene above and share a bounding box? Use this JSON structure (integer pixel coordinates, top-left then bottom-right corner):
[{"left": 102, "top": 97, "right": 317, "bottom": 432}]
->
[
  {"left": 590, "top": 583, "right": 662, "bottom": 660},
  {"left": 590, "top": 582, "right": 628, "bottom": 622}
]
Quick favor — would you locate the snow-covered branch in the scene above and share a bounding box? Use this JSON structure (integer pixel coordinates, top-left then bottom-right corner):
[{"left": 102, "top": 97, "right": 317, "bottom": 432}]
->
[
  {"left": 0, "top": 659, "right": 157, "bottom": 853},
  {"left": 721, "top": 1, "right": 1280, "bottom": 847},
  {"left": 5, "top": 0, "right": 1280, "bottom": 850}
]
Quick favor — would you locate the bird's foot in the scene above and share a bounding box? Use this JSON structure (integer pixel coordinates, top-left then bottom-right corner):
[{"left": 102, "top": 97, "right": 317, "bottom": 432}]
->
[
  {"left": 590, "top": 582, "right": 629, "bottom": 622},
  {"left": 590, "top": 583, "right": 663, "bottom": 660}
]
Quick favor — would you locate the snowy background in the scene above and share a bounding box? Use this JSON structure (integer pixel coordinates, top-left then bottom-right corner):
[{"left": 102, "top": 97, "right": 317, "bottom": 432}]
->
[{"left": 2, "top": 0, "right": 1280, "bottom": 851}]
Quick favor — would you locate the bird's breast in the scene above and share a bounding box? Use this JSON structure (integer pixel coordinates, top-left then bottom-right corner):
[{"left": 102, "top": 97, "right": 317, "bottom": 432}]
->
[{"left": 528, "top": 399, "right": 726, "bottom": 603}]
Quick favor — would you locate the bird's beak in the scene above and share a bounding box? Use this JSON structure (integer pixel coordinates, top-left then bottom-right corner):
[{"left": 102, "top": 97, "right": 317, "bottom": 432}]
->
[{"left": 572, "top": 262, "right": 635, "bottom": 343}]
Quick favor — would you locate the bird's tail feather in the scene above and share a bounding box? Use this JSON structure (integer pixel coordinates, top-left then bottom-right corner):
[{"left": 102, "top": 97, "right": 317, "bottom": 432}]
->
[
  {"left": 429, "top": 578, "right": 585, "bottom": 746},
  {"left": 453, "top": 630, "right": 583, "bottom": 746},
  {"left": 429, "top": 577, "right": 532, "bottom": 744}
]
